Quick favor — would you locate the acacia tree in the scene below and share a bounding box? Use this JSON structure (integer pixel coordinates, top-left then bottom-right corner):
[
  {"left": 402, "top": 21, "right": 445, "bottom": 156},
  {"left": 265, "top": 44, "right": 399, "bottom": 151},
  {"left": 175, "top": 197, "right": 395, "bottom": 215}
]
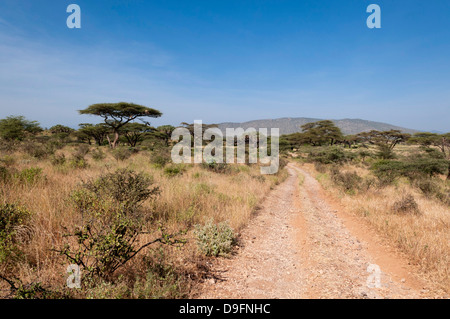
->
[
  {"left": 0, "top": 116, "right": 42, "bottom": 141},
  {"left": 49, "top": 124, "right": 75, "bottom": 142},
  {"left": 409, "top": 132, "right": 450, "bottom": 179},
  {"left": 120, "top": 122, "right": 154, "bottom": 147},
  {"left": 79, "top": 102, "right": 162, "bottom": 148},
  {"left": 77, "top": 123, "right": 110, "bottom": 146},
  {"left": 356, "top": 129, "right": 410, "bottom": 159},
  {"left": 154, "top": 125, "right": 176, "bottom": 146},
  {"left": 408, "top": 132, "right": 441, "bottom": 148},
  {"left": 357, "top": 130, "right": 410, "bottom": 150},
  {"left": 300, "top": 120, "right": 343, "bottom": 146}
]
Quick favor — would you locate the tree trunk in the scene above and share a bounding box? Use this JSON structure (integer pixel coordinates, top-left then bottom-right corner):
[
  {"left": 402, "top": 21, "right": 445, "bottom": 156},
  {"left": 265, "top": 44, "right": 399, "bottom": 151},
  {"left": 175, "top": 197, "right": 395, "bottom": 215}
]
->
[{"left": 112, "top": 131, "right": 119, "bottom": 148}]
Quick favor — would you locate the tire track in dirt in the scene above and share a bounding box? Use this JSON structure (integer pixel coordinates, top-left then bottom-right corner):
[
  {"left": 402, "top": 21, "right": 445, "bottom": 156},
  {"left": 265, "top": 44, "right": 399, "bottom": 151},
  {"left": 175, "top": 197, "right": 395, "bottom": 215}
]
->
[
  {"left": 200, "top": 164, "right": 305, "bottom": 298},
  {"left": 200, "top": 163, "right": 438, "bottom": 299}
]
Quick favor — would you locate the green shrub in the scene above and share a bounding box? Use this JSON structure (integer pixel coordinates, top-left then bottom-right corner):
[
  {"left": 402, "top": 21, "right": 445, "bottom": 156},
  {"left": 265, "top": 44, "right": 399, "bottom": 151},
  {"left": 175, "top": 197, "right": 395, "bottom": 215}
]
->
[
  {"left": 201, "top": 160, "right": 231, "bottom": 174},
  {"left": 14, "top": 282, "right": 55, "bottom": 300},
  {"left": 69, "top": 154, "right": 88, "bottom": 169},
  {"left": 376, "top": 144, "right": 396, "bottom": 160},
  {"left": 194, "top": 220, "right": 235, "bottom": 257},
  {"left": 0, "top": 203, "right": 32, "bottom": 269},
  {"left": 308, "top": 147, "right": 354, "bottom": 165},
  {"left": 164, "top": 165, "right": 185, "bottom": 177},
  {"left": 371, "top": 159, "right": 449, "bottom": 185},
  {"left": 422, "top": 147, "right": 446, "bottom": 160},
  {"left": 14, "top": 167, "right": 44, "bottom": 185},
  {"left": 81, "top": 168, "right": 159, "bottom": 212},
  {"left": 59, "top": 169, "right": 179, "bottom": 283}
]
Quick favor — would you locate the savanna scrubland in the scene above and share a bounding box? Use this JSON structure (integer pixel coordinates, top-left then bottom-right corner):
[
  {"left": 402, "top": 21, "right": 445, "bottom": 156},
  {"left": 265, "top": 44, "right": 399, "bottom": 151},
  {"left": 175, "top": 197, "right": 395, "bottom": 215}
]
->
[
  {"left": 0, "top": 113, "right": 449, "bottom": 298},
  {"left": 0, "top": 113, "right": 288, "bottom": 299},
  {"left": 282, "top": 123, "right": 450, "bottom": 293}
]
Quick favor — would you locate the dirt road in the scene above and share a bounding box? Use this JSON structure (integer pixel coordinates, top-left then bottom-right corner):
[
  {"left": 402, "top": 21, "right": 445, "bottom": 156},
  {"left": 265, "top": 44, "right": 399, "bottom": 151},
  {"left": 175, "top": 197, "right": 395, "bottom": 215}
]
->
[{"left": 200, "top": 163, "right": 440, "bottom": 299}]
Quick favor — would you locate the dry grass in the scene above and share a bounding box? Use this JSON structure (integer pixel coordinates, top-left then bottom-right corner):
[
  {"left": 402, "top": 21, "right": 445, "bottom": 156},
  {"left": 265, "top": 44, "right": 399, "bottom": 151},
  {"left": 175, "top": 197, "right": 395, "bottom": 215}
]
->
[
  {"left": 0, "top": 146, "right": 287, "bottom": 297},
  {"left": 302, "top": 162, "right": 450, "bottom": 293}
]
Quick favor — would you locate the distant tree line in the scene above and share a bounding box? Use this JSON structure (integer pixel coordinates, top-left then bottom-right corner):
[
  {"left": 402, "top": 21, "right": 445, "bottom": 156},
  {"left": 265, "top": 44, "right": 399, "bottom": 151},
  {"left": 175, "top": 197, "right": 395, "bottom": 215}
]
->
[
  {"left": 0, "top": 103, "right": 180, "bottom": 150},
  {"left": 279, "top": 120, "right": 450, "bottom": 179}
]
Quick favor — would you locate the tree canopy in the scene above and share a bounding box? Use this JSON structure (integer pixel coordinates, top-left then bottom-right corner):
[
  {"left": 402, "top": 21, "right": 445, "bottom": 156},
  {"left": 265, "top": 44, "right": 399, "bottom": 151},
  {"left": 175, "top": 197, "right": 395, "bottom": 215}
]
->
[
  {"left": 77, "top": 123, "right": 110, "bottom": 146},
  {"left": 119, "top": 122, "right": 155, "bottom": 147},
  {"left": 79, "top": 102, "right": 162, "bottom": 148},
  {"left": 357, "top": 130, "right": 410, "bottom": 150},
  {"left": 299, "top": 120, "right": 344, "bottom": 146},
  {"left": 0, "top": 116, "right": 42, "bottom": 141}
]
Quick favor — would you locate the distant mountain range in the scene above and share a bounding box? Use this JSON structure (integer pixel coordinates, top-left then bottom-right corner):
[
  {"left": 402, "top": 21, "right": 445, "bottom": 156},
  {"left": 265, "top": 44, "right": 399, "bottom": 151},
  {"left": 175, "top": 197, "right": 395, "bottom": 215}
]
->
[{"left": 218, "top": 118, "right": 419, "bottom": 136}]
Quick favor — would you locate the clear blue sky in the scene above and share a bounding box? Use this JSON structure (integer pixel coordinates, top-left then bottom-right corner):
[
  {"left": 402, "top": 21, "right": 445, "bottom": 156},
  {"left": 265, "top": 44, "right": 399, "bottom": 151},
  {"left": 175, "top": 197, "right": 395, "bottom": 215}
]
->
[{"left": 0, "top": 0, "right": 449, "bottom": 132}]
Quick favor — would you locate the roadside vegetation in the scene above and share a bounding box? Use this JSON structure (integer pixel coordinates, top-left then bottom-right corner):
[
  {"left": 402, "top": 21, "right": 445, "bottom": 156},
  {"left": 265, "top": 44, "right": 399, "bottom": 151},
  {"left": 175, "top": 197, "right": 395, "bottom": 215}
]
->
[
  {"left": 282, "top": 121, "right": 450, "bottom": 293},
  {"left": 0, "top": 105, "right": 288, "bottom": 299}
]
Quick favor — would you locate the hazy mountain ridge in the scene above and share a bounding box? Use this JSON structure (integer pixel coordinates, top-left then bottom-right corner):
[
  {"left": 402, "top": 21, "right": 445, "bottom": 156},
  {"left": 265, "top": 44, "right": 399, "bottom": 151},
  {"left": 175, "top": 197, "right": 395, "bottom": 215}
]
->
[{"left": 218, "top": 117, "right": 420, "bottom": 136}]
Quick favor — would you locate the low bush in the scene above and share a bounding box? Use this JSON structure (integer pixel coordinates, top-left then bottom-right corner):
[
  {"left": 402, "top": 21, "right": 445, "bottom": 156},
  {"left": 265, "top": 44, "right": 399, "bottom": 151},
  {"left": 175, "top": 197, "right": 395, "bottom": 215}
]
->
[
  {"left": 201, "top": 160, "right": 231, "bottom": 174},
  {"left": 81, "top": 168, "right": 159, "bottom": 212},
  {"left": 69, "top": 154, "right": 88, "bottom": 169},
  {"left": 14, "top": 167, "right": 44, "bottom": 185},
  {"left": 164, "top": 165, "right": 185, "bottom": 177},
  {"left": 308, "top": 147, "right": 355, "bottom": 165},
  {"left": 59, "top": 169, "right": 183, "bottom": 283},
  {"left": 376, "top": 144, "right": 396, "bottom": 160},
  {"left": 14, "top": 282, "right": 56, "bottom": 300},
  {"left": 371, "top": 159, "right": 449, "bottom": 185}
]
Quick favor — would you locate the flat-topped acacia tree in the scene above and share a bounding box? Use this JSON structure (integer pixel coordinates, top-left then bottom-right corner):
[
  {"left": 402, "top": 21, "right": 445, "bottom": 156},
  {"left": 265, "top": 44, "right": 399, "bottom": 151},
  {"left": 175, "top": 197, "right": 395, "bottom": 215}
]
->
[{"left": 79, "top": 102, "right": 162, "bottom": 148}]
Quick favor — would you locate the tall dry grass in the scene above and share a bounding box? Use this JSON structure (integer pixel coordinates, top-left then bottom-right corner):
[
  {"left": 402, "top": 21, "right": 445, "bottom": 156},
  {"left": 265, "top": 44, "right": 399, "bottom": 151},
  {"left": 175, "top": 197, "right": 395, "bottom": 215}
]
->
[
  {"left": 0, "top": 146, "right": 287, "bottom": 297},
  {"left": 302, "top": 162, "right": 450, "bottom": 293}
]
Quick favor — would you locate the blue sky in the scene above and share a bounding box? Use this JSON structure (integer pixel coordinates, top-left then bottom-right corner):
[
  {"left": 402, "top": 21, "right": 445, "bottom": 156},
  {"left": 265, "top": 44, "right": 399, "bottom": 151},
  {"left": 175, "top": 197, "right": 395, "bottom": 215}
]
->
[{"left": 0, "top": 0, "right": 449, "bottom": 132}]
